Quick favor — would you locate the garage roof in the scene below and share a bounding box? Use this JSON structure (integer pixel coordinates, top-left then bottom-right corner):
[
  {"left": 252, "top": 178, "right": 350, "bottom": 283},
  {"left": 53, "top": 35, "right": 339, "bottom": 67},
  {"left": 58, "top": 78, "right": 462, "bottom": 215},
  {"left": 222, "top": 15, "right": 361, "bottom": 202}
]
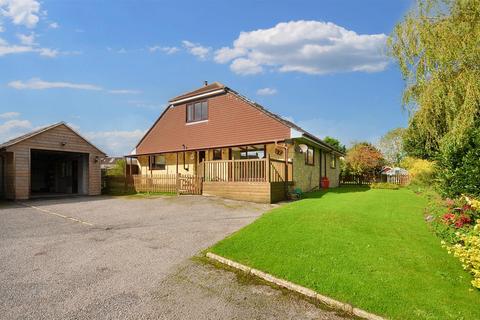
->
[{"left": 0, "top": 122, "right": 106, "bottom": 155}]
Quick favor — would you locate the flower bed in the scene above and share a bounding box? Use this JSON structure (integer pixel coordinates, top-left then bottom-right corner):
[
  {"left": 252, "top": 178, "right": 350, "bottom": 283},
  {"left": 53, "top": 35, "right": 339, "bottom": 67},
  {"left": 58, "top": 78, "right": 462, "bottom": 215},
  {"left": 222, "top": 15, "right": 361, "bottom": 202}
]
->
[{"left": 430, "top": 195, "right": 480, "bottom": 289}]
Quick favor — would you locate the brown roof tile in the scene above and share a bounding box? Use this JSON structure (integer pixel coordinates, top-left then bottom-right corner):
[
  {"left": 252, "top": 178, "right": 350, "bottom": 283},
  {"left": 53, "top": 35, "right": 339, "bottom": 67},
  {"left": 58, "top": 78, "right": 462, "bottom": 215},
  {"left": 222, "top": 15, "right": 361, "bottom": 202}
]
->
[{"left": 169, "top": 82, "right": 225, "bottom": 103}]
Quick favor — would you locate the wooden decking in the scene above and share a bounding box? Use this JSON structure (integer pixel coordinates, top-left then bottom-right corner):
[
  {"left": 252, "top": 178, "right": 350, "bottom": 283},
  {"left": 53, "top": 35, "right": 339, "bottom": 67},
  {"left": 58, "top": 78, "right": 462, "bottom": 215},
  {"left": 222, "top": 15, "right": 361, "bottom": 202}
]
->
[{"left": 126, "top": 157, "right": 293, "bottom": 203}]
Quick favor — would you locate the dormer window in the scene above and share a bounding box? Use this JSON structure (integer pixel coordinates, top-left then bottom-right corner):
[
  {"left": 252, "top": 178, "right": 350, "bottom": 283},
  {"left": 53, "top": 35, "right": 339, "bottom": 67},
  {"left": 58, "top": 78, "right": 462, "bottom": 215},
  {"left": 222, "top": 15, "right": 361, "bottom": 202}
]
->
[{"left": 186, "top": 100, "right": 208, "bottom": 123}]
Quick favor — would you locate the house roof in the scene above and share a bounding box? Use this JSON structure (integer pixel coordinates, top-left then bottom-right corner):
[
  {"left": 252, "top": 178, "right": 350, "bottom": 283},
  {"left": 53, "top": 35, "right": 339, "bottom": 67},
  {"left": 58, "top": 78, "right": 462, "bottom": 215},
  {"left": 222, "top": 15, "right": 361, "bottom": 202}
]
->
[
  {"left": 169, "top": 82, "right": 225, "bottom": 103},
  {"left": 136, "top": 82, "right": 345, "bottom": 156},
  {"left": 0, "top": 121, "right": 107, "bottom": 155}
]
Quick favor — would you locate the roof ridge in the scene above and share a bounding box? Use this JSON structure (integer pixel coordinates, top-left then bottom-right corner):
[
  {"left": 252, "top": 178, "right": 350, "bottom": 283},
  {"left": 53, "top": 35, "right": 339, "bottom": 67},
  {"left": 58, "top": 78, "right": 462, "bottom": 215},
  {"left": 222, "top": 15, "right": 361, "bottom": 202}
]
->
[
  {"left": 169, "top": 82, "right": 225, "bottom": 103},
  {"left": 0, "top": 121, "right": 106, "bottom": 155}
]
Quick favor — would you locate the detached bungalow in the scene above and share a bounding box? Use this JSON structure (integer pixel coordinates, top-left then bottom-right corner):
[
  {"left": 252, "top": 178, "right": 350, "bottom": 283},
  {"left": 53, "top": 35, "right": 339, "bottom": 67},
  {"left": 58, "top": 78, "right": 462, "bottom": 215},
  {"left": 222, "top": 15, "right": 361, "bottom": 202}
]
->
[{"left": 129, "top": 82, "right": 344, "bottom": 203}]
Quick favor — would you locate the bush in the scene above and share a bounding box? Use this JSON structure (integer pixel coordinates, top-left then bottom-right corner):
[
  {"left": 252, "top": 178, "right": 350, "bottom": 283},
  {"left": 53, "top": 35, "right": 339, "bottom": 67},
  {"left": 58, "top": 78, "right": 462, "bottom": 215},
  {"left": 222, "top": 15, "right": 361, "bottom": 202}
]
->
[
  {"left": 437, "top": 125, "right": 480, "bottom": 198},
  {"left": 401, "top": 156, "right": 436, "bottom": 186},
  {"left": 370, "top": 182, "right": 399, "bottom": 190},
  {"left": 428, "top": 194, "right": 480, "bottom": 290},
  {"left": 445, "top": 223, "right": 480, "bottom": 289}
]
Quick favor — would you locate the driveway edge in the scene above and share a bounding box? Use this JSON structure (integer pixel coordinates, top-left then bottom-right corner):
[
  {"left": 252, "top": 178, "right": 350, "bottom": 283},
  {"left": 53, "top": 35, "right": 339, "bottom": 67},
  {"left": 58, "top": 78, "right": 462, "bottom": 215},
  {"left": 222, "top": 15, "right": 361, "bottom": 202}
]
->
[{"left": 206, "top": 252, "right": 386, "bottom": 320}]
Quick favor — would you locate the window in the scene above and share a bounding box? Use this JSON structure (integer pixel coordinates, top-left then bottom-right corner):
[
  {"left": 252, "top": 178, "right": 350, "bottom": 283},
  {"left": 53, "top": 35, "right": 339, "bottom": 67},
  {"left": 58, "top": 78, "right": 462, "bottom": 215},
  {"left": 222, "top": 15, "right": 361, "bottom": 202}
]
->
[
  {"left": 330, "top": 154, "right": 337, "bottom": 169},
  {"left": 213, "top": 148, "right": 222, "bottom": 160},
  {"left": 240, "top": 146, "right": 265, "bottom": 159},
  {"left": 150, "top": 155, "right": 166, "bottom": 170},
  {"left": 186, "top": 100, "right": 208, "bottom": 123},
  {"left": 305, "top": 145, "right": 314, "bottom": 166}
]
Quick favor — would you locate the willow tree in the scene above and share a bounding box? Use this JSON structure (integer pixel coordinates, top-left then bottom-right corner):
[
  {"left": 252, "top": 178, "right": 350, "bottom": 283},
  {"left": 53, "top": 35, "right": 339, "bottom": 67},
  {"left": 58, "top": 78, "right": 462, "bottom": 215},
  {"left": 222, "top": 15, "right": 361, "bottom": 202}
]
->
[
  {"left": 388, "top": 0, "right": 480, "bottom": 157},
  {"left": 389, "top": 0, "right": 480, "bottom": 196}
]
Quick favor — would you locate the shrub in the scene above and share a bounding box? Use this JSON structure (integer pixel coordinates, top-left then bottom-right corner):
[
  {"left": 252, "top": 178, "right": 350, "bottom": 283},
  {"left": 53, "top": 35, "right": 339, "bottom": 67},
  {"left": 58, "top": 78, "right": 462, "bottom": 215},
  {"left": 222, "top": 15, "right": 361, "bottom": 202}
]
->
[
  {"left": 429, "top": 196, "right": 479, "bottom": 243},
  {"left": 370, "top": 182, "right": 399, "bottom": 190},
  {"left": 434, "top": 195, "right": 480, "bottom": 290},
  {"left": 401, "top": 156, "right": 436, "bottom": 186},
  {"left": 443, "top": 221, "right": 480, "bottom": 289},
  {"left": 437, "top": 125, "right": 480, "bottom": 198}
]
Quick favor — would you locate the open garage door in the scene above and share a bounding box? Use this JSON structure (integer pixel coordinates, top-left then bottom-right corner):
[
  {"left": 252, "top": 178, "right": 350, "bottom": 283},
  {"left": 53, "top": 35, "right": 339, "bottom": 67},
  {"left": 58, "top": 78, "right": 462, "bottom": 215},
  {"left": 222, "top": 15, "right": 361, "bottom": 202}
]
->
[{"left": 30, "top": 149, "right": 89, "bottom": 197}]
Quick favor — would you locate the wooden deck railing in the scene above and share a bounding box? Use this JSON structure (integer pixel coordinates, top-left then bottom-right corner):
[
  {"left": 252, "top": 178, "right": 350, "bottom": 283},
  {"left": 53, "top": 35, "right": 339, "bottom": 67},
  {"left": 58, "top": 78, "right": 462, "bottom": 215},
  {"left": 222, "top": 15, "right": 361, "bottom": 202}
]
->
[{"left": 203, "top": 157, "right": 292, "bottom": 183}]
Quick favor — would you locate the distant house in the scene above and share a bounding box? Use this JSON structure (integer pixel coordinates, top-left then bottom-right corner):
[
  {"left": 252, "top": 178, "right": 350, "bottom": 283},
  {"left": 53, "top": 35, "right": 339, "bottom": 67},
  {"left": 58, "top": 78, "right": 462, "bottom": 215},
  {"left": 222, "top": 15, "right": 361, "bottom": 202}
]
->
[
  {"left": 0, "top": 122, "right": 106, "bottom": 200},
  {"left": 381, "top": 166, "right": 408, "bottom": 176},
  {"left": 128, "top": 82, "right": 344, "bottom": 203}
]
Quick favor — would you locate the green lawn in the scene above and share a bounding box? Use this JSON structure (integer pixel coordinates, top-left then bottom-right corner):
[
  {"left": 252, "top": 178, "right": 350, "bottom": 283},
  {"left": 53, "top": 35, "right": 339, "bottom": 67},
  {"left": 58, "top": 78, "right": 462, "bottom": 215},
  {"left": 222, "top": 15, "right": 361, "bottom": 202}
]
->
[{"left": 210, "top": 186, "right": 480, "bottom": 320}]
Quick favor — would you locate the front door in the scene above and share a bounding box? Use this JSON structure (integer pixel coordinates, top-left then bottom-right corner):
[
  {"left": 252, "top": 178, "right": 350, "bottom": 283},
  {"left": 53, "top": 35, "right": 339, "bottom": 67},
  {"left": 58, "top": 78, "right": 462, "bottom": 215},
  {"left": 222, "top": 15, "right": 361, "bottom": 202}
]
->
[{"left": 198, "top": 150, "right": 206, "bottom": 163}]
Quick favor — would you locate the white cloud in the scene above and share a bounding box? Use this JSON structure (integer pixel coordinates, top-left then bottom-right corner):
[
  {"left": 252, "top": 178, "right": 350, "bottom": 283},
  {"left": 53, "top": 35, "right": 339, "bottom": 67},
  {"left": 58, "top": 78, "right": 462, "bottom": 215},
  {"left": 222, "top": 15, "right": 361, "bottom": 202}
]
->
[
  {"left": 48, "top": 22, "right": 58, "bottom": 29},
  {"left": 37, "top": 47, "right": 57, "bottom": 57},
  {"left": 256, "top": 87, "right": 277, "bottom": 96},
  {"left": 108, "top": 89, "right": 141, "bottom": 95},
  {"left": 0, "top": 36, "right": 57, "bottom": 57},
  {"left": 8, "top": 78, "right": 102, "bottom": 90},
  {"left": 0, "top": 118, "right": 33, "bottom": 142},
  {"left": 230, "top": 58, "right": 262, "bottom": 75},
  {"left": 214, "top": 20, "right": 389, "bottom": 75},
  {"left": 17, "top": 32, "right": 35, "bottom": 45},
  {"left": 0, "top": 111, "right": 20, "bottom": 118},
  {"left": 149, "top": 45, "right": 179, "bottom": 55},
  {"left": 214, "top": 46, "right": 245, "bottom": 64},
  {"left": 182, "top": 40, "right": 210, "bottom": 60},
  {"left": 0, "top": 0, "right": 41, "bottom": 28},
  {"left": 8, "top": 78, "right": 141, "bottom": 95},
  {"left": 84, "top": 129, "right": 145, "bottom": 156}
]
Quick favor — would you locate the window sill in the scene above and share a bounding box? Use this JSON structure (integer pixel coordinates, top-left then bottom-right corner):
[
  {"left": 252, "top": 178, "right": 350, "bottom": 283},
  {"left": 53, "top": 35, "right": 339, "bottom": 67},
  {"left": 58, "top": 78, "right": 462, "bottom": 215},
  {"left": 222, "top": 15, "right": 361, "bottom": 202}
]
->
[{"left": 186, "top": 120, "right": 208, "bottom": 126}]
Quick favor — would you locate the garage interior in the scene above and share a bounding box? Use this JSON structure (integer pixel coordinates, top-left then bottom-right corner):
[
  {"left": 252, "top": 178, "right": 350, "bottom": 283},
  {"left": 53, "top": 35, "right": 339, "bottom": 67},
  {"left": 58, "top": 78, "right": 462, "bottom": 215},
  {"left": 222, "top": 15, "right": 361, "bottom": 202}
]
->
[{"left": 30, "top": 149, "right": 89, "bottom": 197}]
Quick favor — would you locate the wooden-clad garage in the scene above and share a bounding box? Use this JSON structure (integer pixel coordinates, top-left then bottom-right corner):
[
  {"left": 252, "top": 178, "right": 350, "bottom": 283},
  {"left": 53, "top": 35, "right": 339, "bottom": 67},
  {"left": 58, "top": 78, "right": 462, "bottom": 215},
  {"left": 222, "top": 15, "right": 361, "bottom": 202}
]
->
[{"left": 0, "top": 122, "right": 106, "bottom": 200}]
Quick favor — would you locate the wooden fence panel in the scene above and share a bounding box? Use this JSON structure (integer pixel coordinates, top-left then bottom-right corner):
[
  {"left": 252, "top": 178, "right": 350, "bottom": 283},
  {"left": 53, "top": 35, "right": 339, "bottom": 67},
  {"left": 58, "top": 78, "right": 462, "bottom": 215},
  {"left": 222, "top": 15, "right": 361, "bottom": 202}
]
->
[{"left": 340, "top": 174, "right": 410, "bottom": 186}]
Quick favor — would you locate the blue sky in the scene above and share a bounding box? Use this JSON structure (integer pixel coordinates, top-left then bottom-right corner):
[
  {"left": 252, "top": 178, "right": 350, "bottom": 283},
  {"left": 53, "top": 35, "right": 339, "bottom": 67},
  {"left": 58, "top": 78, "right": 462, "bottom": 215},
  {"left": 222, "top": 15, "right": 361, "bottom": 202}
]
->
[{"left": 0, "top": 0, "right": 413, "bottom": 156}]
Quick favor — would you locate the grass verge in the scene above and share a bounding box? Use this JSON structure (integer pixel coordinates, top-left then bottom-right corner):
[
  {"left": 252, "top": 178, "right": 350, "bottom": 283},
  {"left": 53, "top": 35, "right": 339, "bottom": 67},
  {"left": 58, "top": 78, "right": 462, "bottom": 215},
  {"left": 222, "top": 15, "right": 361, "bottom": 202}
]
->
[{"left": 210, "top": 186, "right": 480, "bottom": 319}]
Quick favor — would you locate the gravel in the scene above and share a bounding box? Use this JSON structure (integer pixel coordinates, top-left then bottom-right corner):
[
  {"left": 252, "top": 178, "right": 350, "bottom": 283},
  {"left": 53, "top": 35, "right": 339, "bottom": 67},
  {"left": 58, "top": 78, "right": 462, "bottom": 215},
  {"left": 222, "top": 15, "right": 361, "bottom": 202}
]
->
[{"left": 0, "top": 195, "right": 348, "bottom": 320}]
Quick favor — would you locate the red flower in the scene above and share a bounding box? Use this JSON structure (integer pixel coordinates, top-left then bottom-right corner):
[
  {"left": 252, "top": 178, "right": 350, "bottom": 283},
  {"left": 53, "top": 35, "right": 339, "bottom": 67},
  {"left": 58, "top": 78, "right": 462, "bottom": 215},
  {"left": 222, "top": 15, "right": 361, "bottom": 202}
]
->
[
  {"left": 454, "top": 215, "right": 472, "bottom": 228},
  {"left": 455, "top": 220, "right": 464, "bottom": 228},
  {"left": 442, "top": 213, "right": 455, "bottom": 224}
]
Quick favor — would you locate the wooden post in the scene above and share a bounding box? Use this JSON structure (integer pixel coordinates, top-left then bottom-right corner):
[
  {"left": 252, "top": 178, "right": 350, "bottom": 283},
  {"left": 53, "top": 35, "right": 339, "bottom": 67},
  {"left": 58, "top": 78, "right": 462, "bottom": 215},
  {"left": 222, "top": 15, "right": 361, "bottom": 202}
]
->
[
  {"left": 128, "top": 156, "right": 132, "bottom": 192},
  {"left": 266, "top": 154, "right": 270, "bottom": 182},
  {"left": 123, "top": 156, "right": 127, "bottom": 192},
  {"left": 284, "top": 145, "right": 288, "bottom": 198},
  {"left": 176, "top": 172, "right": 180, "bottom": 195},
  {"left": 176, "top": 152, "right": 179, "bottom": 174}
]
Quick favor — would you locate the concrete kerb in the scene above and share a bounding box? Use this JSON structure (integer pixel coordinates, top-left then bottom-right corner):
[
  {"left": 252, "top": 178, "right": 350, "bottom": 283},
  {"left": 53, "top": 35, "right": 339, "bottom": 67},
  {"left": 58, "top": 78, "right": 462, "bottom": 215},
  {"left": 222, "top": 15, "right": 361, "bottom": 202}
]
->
[{"left": 206, "top": 252, "right": 386, "bottom": 320}]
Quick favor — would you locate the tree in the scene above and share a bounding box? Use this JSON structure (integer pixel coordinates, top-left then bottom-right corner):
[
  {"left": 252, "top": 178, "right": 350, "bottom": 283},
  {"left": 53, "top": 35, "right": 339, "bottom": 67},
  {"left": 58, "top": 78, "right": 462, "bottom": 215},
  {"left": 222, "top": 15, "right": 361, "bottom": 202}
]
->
[
  {"left": 378, "top": 128, "right": 406, "bottom": 165},
  {"left": 344, "top": 142, "right": 384, "bottom": 175},
  {"left": 324, "top": 136, "right": 346, "bottom": 153},
  {"left": 108, "top": 159, "right": 126, "bottom": 176},
  {"left": 389, "top": 0, "right": 480, "bottom": 196},
  {"left": 437, "top": 121, "right": 480, "bottom": 197},
  {"left": 388, "top": 0, "right": 480, "bottom": 155}
]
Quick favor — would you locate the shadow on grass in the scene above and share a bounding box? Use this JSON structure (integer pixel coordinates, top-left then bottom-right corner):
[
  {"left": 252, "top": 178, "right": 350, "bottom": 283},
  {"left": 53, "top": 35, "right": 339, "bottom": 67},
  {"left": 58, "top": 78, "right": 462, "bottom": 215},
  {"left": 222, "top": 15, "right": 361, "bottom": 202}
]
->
[{"left": 302, "top": 185, "right": 370, "bottom": 199}]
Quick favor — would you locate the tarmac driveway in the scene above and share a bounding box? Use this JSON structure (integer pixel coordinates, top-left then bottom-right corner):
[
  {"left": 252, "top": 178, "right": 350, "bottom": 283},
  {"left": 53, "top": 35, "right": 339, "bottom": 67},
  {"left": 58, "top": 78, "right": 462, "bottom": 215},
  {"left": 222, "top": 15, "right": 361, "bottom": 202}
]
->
[{"left": 0, "top": 195, "right": 347, "bottom": 320}]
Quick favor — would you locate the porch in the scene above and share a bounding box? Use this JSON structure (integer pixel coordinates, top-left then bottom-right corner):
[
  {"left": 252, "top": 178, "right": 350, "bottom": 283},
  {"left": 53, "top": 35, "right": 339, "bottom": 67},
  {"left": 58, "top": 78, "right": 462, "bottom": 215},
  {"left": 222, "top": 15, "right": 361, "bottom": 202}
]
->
[{"left": 123, "top": 155, "right": 293, "bottom": 203}]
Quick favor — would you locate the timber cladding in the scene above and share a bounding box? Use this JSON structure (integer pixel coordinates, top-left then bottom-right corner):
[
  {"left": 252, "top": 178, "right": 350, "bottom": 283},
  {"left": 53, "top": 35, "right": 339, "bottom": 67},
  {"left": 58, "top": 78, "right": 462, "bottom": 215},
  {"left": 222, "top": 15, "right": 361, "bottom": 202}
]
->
[
  {"left": 203, "top": 181, "right": 288, "bottom": 203},
  {"left": 3, "top": 123, "right": 105, "bottom": 200}
]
